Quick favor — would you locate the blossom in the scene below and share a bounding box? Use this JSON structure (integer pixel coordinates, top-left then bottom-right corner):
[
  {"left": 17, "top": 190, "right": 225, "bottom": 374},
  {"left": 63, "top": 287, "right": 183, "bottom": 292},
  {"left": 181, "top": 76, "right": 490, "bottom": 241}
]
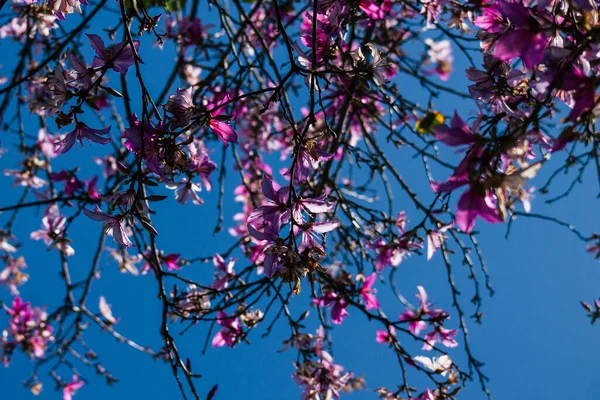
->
[
  {"left": 83, "top": 206, "right": 133, "bottom": 247},
  {"left": 2, "top": 297, "right": 53, "bottom": 364},
  {"left": 426, "top": 223, "right": 452, "bottom": 260},
  {"left": 50, "top": 0, "right": 87, "bottom": 20},
  {"left": 298, "top": 220, "right": 339, "bottom": 253},
  {"left": 30, "top": 205, "right": 74, "bottom": 256},
  {"left": 375, "top": 326, "right": 396, "bottom": 344},
  {"left": 367, "top": 237, "right": 422, "bottom": 271},
  {"left": 99, "top": 296, "right": 118, "bottom": 325},
  {"left": 166, "top": 178, "right": 204, "bottom": 205},
  {"left": 54, "top": 122, "right": 111, "bottom": 154},
  {"left": 62, "top": 375, "right": 84, "bottom": 400},
  {"left": 164, "top": 87, "right": 197, "bottom": 127},
  {"left": 433, "top": 112, "right": 478, "bottom": 147},
  {"left": 423, "top": 327, "right": 459, "bottom": 350},
  {"left": 456, "top": 187, "right": 502, "bottom": 233},
  {"left": 400, "top": 286, "right": 448, "bottom": 335},
  {"left": 207, "top": 95, "right": 238, "bottom": 146},
  {"left": 360, "top": 273, "right": 379, "bottom": 310},
  {"left": 211, "top": 311, "right": 242, "bottom": 347},
  {"left": 87, "top": 34, "right": 141, "bottom": 75},
  {"left": 424, "top": 39, "right": 453, "bottom": 80},
  {"left": 247, "top": 177, "right": 290, "bottom": 229},
  {"left": 211, "top": 254, "right": 236, "bottom": 290},
  {"left": 0, "top": 257, "right": 28, "bottom": 295},
  {"left": 413, "top": 355, "right": 452, "bottom": 376},
  {"left": 313, "top": 292, "right": 349, "bottom": 324}
]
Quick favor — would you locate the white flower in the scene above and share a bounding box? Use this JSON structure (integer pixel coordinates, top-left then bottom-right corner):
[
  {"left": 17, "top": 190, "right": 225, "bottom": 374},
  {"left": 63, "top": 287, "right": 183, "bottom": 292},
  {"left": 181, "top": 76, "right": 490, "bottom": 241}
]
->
[{"left": 413, "top": 355, "right": 452, "bottom": 376}]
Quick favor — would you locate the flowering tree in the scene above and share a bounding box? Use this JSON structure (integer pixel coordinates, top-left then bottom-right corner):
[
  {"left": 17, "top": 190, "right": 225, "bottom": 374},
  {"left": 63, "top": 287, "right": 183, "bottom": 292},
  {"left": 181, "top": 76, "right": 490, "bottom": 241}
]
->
[{"left": 0, "top": 0, "right": 599, "bottom": 398}]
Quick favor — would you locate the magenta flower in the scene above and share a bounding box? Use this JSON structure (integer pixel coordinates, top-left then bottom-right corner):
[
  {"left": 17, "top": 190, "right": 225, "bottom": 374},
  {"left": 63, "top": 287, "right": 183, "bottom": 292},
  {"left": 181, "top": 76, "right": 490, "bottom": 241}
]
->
[
  {"left": 423, "top": 327, "right": 459, "bottom": 350},
  {"left": 49, "top": 170, "right": 84, "bottom": 196},
  {"left": 211, "top": 311, "right": 242, "bottom": 348},
  {"left": 54, "top": 122, "right": 111, "bottom": 154},
  {"left": 62, "top": 375, "right": 84, "bottom": 400},
  {"left": 3, "top": 297, "right": 53, "bottom": 363},
  {"left": 375, "top": 326, "right": 396, "bottom": 344},
  {"left": 313, "top": 292, "right": 349, "bottom": 325},
  {"left": 208, "top": 95, "right": 238, "bottom": 146},
  {"left": 360, "top": 273, "right": 379, "bottom": 310},
  {"left": 400, "top": 286, "right": 447, "bottom": 335},
  {"left": 83, "top": 206, "right": 133, "bottom": 248},
  {"left": 162, "top": 253, "right": 181, "bottom": 271},
  {"left": 87, "top": 34, "right": 141, "bottom": 75},
  {"left": 455, "top": 187, "right": 502, "bottom": 233}
]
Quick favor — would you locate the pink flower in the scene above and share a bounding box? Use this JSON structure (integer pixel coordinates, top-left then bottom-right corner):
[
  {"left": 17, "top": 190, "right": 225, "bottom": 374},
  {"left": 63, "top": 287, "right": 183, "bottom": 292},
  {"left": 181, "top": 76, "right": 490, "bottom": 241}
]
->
[
  {"left": 423, "top": 327, "right": 459, "bottom": 350},
  {"left": 211, "top": 311, "right": 242, "bottom": 347},
  {"left": 207, "top": 95, "right": 238, "bottom": 146},
  {"left": 54, "top": 122, "right": 111, "bottom": 154},
  {"left": 360, "top": 273, "right": 379, "bottom": 310},
  {"left": 375, "top": 326, "right": 396, "bottom": 344},
  {"left": 400, "top": 286, "right": 447, "bottom": 335},
  {"left": 313, "top": 292, "right": 349, "bottom": 325},
  {"left": 162, "top": 253, "right": 180, "bottom": 271},
  {"left": 62, "top": 375, "right": 84, "bottom": 400}
]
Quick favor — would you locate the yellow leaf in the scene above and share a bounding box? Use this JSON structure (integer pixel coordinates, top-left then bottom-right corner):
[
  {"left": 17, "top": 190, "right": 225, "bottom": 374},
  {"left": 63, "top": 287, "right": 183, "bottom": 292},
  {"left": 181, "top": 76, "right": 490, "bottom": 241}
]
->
[{"left": 416, "top": 111, "right": 445, "bottom": 134}]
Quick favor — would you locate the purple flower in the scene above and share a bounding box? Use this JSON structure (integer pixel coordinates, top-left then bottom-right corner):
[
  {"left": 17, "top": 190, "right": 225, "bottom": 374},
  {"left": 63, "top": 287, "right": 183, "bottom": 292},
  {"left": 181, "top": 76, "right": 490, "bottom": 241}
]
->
[
  {"left": 87, "top": 34, "right": 141, "bottom": 75},
  {"left": 211, "top": 311, "right": 242, "bottom": 347},
  {"left": 164, "top": 87, "right": 197, "bottom": 127},
  {"left": 211, "top": 254, "right": 236, "bottom": 290},
  {"left": 248, "top": 177, "right": 290, "bottom": 229},
  {"left": 166, "top": 178, "right": 204, "bottom": 205},
  {"left": 455, "top": 186, "right": 502, "bottom": 233},
  {"left": 433, "top": 112, "right": 478, "bottom": 147},
  {"left": 298, "top": 220, "right": 339, "bottom": 253},
  {"left": 83, "top": 206, "right": 133, "bottom": 247},
  {"left": 54, "top": 122, "right": 111, "bottom": 154}
]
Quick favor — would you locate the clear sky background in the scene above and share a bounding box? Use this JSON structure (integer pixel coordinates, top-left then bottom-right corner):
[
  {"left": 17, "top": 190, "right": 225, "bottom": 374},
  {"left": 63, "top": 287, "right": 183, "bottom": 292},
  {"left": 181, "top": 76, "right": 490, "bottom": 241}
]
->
[{"left": 1, "top": 3, "right": 600, "bottom": 400}]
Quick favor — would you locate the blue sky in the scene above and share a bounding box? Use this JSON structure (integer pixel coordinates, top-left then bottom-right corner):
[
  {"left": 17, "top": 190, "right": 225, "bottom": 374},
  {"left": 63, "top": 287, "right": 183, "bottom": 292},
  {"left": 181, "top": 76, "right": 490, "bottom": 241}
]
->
[{"left": 1, "top": 2, "right": 600, "bottom": 400}]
